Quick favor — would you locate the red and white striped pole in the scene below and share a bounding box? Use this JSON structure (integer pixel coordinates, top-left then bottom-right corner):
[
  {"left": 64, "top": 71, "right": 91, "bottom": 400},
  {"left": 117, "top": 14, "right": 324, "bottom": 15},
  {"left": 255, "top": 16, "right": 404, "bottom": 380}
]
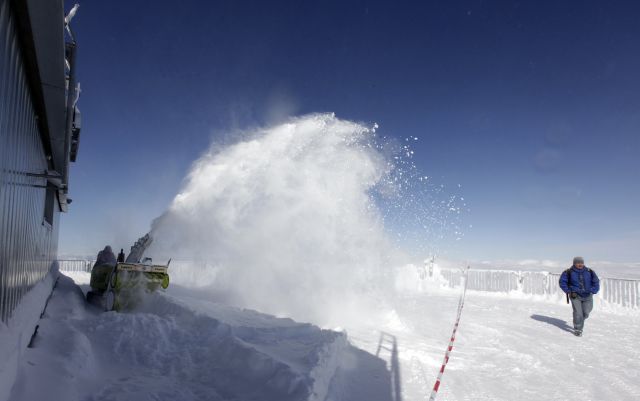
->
[{"left": 429, "top": 265, "right": 470, "bottom": 401}]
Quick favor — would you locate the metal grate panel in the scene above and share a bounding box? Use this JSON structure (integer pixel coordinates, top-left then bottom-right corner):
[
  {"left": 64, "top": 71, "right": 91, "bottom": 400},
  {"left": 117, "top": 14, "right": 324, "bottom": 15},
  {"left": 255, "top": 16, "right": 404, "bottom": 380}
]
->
[{"left": 0, "top": 0, "right": 59, "bottom": 323}]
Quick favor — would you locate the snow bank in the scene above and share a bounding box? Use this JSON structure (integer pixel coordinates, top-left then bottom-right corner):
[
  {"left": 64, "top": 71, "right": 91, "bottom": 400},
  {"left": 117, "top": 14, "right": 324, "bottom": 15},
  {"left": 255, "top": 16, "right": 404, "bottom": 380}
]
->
[
  {"left": 308, "top": 331, "right": 348, "bottom": 401},
  {"left": 0, "top": 269, "right": 58, "bottom": 401},
  {"left": 9, "top": 273, "right": 348, "bottom": 401}
]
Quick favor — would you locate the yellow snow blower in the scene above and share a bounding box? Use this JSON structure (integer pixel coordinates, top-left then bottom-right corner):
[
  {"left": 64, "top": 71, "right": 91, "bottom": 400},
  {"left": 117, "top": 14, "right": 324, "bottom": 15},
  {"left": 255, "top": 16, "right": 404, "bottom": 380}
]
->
[{"left": 87, "top": 234, "right": 170, "bottom": 311}]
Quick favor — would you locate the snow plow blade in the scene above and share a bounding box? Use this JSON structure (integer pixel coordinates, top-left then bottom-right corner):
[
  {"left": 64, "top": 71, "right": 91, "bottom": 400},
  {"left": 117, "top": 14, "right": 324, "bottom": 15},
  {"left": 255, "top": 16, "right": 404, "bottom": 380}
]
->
[{"left": 87, "top": 262, "right": 170, "bottom": 311}]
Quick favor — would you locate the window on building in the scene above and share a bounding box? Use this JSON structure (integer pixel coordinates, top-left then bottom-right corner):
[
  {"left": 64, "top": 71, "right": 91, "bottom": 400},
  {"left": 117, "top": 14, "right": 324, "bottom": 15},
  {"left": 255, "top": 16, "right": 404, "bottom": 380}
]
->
[{"left": 43, "top": 183, "right": 56, "bottom": 226}]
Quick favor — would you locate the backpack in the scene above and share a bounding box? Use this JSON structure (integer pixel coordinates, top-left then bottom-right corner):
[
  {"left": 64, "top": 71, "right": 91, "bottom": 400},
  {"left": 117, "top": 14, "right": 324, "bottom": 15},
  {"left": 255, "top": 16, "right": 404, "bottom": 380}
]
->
[{"left": 563, "top": 267, "right": 594, "bottom": 304}]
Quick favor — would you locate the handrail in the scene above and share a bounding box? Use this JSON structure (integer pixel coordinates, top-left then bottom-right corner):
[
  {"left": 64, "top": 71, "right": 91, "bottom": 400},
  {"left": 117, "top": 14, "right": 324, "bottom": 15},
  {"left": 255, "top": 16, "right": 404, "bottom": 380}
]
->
[
  {"left": 432, "top": 267, "right": 639, "bottom": 309},
  {"left": 547, "top": 272, "right": 640, "bottom": 282}
]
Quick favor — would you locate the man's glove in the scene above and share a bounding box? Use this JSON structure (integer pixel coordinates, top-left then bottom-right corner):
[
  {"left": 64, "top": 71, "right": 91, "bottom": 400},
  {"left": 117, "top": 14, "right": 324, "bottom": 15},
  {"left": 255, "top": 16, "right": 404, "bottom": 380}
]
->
[{"left": 570, "top": 292, "right": 578, "bottom": 299}]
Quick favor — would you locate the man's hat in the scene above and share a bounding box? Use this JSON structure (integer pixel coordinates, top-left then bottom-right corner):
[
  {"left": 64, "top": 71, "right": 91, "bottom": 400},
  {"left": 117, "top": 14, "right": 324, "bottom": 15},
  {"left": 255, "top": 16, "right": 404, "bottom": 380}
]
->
[{"left": 573, "top": 256, "right": 585, "bottom": 265}]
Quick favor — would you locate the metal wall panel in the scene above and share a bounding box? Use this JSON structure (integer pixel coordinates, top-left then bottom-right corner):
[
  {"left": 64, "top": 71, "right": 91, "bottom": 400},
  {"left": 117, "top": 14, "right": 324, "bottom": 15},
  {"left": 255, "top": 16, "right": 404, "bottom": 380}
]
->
[{"left": 0, "top": 0, "right": 60, "bottom": 323}]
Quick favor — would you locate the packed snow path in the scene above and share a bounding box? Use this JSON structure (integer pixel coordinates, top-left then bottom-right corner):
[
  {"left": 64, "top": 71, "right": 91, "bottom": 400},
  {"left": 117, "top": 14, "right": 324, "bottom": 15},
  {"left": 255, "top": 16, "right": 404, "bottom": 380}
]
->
[
  {"left": 342, "top": 290, "right": 640, "bottom": 401},
  {"left": 9, "top": 273, "right": 640, "bottom": 401}
]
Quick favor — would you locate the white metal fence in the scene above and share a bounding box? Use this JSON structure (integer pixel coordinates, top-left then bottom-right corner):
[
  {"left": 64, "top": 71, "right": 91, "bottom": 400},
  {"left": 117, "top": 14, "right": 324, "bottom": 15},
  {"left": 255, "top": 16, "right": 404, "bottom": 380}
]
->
[
  {"left": 435, "top": 268, "right": 640, "bottom": 309},
  {"left": 57, "top": 259, "right": 93, "bottom": 273},
  {"left": 59, "top": 259, "right": 640, "bottom": 309},
  {"left": 57, "top": 258, "right": 202, "bottom": 273}
]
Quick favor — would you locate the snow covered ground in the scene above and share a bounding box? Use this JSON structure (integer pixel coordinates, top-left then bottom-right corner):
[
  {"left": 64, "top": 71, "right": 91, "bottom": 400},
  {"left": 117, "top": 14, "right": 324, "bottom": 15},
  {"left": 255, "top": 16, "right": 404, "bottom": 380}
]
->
[
  {"left": 5, "top": 268, "right": 639, "bottom": 401},
  {"left": 344, "top": 289, "right": 640, "bottom": 400},
  {"left": 8, "top": 272, "right": 347, "bottom": 401}
]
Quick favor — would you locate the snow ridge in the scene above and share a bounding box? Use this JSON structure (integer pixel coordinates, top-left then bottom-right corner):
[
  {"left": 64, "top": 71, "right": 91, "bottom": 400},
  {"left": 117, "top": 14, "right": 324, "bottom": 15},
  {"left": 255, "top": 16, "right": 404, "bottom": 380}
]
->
[
  {"left": 0, "top": 269, "right": 57, "bottom": 401},
  {"left": 308, "top": 331, "right": 347, "bottom": 401},
  {"left": 8, "top": 274, "right": 348, "bottom": 401}
]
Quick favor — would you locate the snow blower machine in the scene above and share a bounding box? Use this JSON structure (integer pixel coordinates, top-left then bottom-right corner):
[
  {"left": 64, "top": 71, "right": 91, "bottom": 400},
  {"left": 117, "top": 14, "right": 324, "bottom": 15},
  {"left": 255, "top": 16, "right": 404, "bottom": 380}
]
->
[{"left": 87, "top": 234, "right": 170, "bottom": 311}]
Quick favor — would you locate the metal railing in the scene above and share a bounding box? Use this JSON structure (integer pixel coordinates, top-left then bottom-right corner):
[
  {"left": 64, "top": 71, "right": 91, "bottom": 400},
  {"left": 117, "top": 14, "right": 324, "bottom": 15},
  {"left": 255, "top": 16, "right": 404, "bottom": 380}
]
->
[
  {"left": 57, "top": 259, "right": 93, "bottom": 273},
  {"left": 434, "top": 268, "right": 640, "bottom": 309},
  {"left": 57, "top": 259, "right": 640, "bottom": 310}
]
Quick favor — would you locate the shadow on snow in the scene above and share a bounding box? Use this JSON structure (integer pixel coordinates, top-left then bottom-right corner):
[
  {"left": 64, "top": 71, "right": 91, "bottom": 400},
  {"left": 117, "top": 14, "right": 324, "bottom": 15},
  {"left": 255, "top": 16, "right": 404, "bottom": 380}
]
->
[{"left": 530, "top": 314, "right": 573, "bottom": 333}]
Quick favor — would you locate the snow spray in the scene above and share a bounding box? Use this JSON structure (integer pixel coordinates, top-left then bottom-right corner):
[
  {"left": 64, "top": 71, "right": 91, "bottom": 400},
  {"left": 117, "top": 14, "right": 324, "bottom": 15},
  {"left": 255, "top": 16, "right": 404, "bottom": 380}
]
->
[{"left": 148, "top": 113, "right": 465, "bottom": 325}]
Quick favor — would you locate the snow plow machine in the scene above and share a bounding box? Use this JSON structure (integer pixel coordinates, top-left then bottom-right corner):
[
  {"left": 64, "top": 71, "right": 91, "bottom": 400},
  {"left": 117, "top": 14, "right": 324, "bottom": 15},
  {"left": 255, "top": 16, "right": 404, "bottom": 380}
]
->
[{"left": 87, "top": 234, "right": 170, "bottom": 311}]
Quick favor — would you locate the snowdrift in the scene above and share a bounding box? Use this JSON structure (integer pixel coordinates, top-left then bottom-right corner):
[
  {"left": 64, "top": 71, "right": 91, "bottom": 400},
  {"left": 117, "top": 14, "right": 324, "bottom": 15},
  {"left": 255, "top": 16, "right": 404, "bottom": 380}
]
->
[
  {"left": 0, "top": 270, "right": 57, "bottom": 401},
  {"left": 6, "top": 274, "right": 348, "bottom": 401}
]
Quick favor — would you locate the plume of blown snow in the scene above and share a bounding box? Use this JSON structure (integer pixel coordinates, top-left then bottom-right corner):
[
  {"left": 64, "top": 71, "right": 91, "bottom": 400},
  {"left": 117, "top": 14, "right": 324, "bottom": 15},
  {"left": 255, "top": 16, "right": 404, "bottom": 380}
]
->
[
  {"left": 149, "top": 114, "right": 406, "bottom": 324},
  {"left": 148, "top": 113, "right": 465, "bottom": 325}
]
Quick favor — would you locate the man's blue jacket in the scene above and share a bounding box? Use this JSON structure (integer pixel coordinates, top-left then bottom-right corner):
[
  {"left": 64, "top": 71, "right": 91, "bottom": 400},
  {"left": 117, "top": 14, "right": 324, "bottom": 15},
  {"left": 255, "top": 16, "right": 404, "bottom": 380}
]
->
[{"left": 559, "top": 266, "right": 600, "bottom": 297}]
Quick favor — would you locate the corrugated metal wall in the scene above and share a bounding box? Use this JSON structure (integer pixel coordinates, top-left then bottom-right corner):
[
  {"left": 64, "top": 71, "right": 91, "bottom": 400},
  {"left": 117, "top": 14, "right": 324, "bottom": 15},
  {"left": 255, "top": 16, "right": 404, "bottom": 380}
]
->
[{"left": 0, "top": 0, "right": 60, "bottom": 323}]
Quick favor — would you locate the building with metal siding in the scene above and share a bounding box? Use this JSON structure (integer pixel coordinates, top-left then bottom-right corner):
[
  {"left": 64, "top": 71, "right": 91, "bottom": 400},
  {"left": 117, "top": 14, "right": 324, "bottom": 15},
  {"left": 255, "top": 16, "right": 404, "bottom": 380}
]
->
[{"left": 0, "top": 0, "right": 78, "bottom": 323}]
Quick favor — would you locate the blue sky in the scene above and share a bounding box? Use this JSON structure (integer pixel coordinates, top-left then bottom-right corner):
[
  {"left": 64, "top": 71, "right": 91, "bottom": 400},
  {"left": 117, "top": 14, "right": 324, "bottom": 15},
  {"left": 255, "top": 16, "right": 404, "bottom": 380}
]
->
[{"left": 60, "top": 0, "right": 640, "bottom": 263}]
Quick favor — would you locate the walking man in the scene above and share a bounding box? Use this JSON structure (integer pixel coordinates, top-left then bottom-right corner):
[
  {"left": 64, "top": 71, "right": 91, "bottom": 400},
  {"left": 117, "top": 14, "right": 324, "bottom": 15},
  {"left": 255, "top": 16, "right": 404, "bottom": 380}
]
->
[{"left": 559, "top": 257, "right": 600, "bottom": 336}]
